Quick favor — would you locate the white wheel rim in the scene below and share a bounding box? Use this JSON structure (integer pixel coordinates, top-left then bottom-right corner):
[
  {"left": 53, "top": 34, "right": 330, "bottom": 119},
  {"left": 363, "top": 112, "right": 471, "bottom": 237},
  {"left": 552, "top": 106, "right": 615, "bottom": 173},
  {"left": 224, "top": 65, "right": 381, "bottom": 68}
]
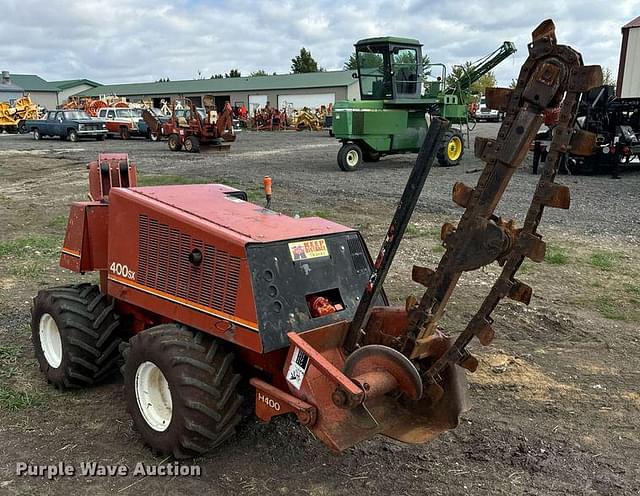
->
[
  {"left": 135, "top": 361, "right": 173, "bottom": 432},
  {"left": 346, "top": 149, "right": 359, "bottom": 167},
  {"left": 39, "top": 313, "right": 62, "bottom": 368}
]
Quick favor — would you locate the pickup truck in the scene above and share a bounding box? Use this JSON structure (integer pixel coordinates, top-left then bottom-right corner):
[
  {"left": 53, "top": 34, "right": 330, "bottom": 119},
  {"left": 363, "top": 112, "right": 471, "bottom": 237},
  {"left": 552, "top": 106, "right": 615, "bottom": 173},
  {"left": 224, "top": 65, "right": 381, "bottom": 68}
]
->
[
  {"left": 96, "top": 107, "right": 143, "bottom": 139},
  {"left": 24, "top": 110, "right": 107, "bottom": 141}
]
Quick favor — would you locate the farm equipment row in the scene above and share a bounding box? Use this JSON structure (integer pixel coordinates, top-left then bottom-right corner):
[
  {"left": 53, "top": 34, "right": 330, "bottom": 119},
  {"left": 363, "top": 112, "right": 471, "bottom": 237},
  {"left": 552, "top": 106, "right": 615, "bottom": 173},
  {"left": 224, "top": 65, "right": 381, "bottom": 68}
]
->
[
  {"left": 30, "top": 21, "right": 603, "bottom": 459},
  {"left": 0, "top": 95, "right": 41, "bottom": 133}
]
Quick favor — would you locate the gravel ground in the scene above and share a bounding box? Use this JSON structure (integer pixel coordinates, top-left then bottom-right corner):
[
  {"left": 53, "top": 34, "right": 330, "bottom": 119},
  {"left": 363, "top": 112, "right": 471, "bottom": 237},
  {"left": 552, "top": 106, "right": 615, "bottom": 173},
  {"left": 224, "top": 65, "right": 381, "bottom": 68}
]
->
[{"left": 2, "top": 124, "right": 638, "bottom": 241}]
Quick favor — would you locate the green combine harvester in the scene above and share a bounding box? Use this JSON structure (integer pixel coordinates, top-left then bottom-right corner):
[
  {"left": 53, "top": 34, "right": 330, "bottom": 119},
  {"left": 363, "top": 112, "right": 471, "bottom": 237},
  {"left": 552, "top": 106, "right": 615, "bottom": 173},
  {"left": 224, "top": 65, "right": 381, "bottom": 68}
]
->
[{"left": 332, "top": 37, "right": 516, "bottom": 171}]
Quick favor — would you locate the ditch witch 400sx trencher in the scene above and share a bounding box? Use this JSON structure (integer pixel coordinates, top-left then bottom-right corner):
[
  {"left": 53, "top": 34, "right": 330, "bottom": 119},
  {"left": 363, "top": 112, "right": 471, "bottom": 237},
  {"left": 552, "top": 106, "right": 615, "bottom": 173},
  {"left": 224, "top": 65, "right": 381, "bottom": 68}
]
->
[{"left": 31, "top": 21, "right": 602, "bottom": 458}]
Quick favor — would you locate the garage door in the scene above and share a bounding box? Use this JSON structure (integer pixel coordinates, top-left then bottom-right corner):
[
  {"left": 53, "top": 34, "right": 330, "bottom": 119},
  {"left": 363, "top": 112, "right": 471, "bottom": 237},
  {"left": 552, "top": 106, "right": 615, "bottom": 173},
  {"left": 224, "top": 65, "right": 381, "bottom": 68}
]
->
[
  {"left": 248, "top": 94, "right": 268, "bottom": 113},
  {"left": 278, "top": 93, "right": 335, "bottom": 111}
]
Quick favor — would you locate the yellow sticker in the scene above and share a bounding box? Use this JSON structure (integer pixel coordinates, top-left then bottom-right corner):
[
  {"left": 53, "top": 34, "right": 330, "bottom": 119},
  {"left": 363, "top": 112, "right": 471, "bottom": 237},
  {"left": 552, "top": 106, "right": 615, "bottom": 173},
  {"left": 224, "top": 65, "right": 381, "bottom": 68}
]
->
[{"left": 288, "top": 239, "right": 329, "bottom": 261}]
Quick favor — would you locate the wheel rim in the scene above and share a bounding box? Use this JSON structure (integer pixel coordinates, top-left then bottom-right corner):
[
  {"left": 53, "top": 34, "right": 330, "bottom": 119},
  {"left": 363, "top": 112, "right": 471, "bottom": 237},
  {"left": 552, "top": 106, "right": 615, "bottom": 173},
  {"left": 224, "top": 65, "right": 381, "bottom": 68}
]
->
[
  {"left": 135, "top": 361, "right": 173, "bottom": 432},
  {"left": 447, "top": 136, "right": 462, "bottom": 161},
  {"left": 346, "top": 149, "right": 359, "bottom": 167},
  {"left": 185, "top": 139, "right": 192, "bottom": 151},
  {"left": 39, "top": 313, "right": 62, "bottom": 368}
]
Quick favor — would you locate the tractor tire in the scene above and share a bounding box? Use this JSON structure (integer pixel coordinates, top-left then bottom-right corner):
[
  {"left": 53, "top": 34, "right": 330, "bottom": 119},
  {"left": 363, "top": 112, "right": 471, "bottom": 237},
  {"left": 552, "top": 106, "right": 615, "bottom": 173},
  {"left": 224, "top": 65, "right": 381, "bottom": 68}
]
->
[
  {"left": 119, "top": 127, "right": 130, "bottom": 140},
  {"left": 363, "top": 149, "right": 381, "bottom": 162},
  {"left": 184, "top": 136, "right": 200, "bottom": 153},
  {"left": 67, "top": 129, "right": 79, "bottom": 142},
  {"left": 31, "top": 284, "right": 122, "bottom": 389},
  {"left": 437, "top": 130, "right": 464, "bottom": 167},
  {"left": 121, "top": 324, "right": 243, "bottom": 459},
  {"left": 168, "top": 134, "right": 182, "bottom": 151},
  {"left": 337, "top": 142, "right": 363, "bottom": 172},
  {"left": 32, "top": 128, "right": 40, "bottom": 140}
]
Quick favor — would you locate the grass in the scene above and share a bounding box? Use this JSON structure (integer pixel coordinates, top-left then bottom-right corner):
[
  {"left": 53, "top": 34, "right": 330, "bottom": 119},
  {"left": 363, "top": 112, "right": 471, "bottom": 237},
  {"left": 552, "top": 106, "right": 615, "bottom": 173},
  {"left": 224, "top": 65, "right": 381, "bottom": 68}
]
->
[
  {"left": 0, "top": 344, "right": 19, "bottom": 362},
  {"left": 0, "top": 387, "right": 43, "bottom": 411},
  {"left": 624, "top": 283, "right": 640, "bottom": 299},
  {"left": 47, "top": 215, "right": 68, "bottom": 229},
  {"left": 0, "top": 235, "right": 61, "bottom": 258},
  {"left": 9, "top": 261, "right": 46, "bottom": 279},
  {"left": 595, "top": 295, "right": 628, "bottom": 321},
  {"left": 431, "top": 244, "right": 446, "bottom": 254},
  {"left": 544, "top": 245, "right": 569, "bottom": 265},
  {"left": 589, "top": 250, "right": 620, "bottom": 271},
  {"left": 301, "top": 209, "right": 333, "bottom": 219}
]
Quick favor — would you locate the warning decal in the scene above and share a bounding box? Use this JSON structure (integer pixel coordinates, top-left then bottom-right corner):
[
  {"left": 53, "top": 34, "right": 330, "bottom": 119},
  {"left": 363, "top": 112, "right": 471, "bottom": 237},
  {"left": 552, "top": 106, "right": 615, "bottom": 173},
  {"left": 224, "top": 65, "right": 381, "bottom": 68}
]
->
[
  {"left": 288, "top": 239, "right": 329, "bottom": 261},
  {"left": 286, "top": 347, "right": 309, "bottom": 390}
]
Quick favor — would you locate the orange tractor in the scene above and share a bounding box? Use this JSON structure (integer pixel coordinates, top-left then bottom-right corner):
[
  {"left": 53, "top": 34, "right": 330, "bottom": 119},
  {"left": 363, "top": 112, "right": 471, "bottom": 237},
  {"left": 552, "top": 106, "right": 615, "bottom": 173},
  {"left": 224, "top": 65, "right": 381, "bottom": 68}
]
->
[{"left": 31, "top": 21, "right": 601, "bottom": 458}]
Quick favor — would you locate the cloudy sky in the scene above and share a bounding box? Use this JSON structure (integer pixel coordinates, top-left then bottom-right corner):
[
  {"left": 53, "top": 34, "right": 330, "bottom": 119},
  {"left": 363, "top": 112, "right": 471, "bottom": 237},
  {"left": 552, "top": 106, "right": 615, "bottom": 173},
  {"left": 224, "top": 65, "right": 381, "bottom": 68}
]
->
[{"left": 2, "top": 0, "right": 638, "bottom": 86}]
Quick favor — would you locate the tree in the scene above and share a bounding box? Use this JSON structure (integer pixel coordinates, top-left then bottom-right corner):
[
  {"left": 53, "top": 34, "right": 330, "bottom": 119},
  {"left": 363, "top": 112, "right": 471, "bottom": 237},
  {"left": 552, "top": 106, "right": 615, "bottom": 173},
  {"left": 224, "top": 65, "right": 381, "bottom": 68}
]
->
[
  {"left": 291, "top": 47, "right": 322, "bottom": 73},
  {"left": 210, "top": 74, "right": 223, "bottom": 79},
  {"left": 470, "top": 72, "right": 497, "bottom": 95},
  {"left": 508, "top": 78, "right": 518, "bottom": 89},
  {"left": 156, "top": 77, "right": 170, "bottom": 82},
  {"left": 226, "top": 69, "right": 241, "bottom": 78},
  {"left": 602, "top": 67, "right": 616, "bottom": 87},
  {"left": 344, "top": 53, "right": 358, "bottom": 70},
  {"left": 250, "top": 69, "right": 268, "bottom": 77}
]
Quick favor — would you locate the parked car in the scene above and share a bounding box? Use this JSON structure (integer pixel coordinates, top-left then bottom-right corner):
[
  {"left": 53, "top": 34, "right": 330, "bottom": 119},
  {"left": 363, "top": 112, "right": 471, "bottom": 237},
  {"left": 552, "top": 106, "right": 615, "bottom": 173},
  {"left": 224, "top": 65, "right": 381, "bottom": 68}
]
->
[
  {"left": 96, "top": 107, "right": 143, "bottom": 139},
  {"left": 474, "top": 96, "right": 502, "bottom": 122},
  {"left": 23, "top": 110, "right": 107, "bottom": 141}
]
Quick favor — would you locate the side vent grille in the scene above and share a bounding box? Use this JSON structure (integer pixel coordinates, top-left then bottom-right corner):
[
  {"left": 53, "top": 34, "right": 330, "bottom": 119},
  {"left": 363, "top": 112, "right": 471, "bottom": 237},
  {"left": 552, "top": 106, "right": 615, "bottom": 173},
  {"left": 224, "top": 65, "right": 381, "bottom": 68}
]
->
[
  {"left": 137, "top": 215, "right": 240, "bottom": 315},
  {"left": 347, "top": 234, "right": 368, "bottom": 273}
]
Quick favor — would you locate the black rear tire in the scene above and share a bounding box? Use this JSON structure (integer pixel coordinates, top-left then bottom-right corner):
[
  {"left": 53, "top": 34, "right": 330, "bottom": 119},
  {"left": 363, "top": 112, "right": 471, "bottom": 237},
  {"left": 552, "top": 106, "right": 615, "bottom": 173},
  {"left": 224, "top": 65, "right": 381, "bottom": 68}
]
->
[
  {"left": 337, "top": 142, "right": 363, "bottom": 171},
  {"left": 168, "top": 134, "right": 182, "bottom": 151},
  {"left": 363, "top": 149, "right": 381, "bottom": 162},
  {"left": 121, "top": 324, "right": 243, "bottom": 459},
  {"left": 96, "top": 134, "right": 106, "bottom": 141},
  {"left": 184, "top": 136, "right": 200, "bottom": 153},
  {"left": 31, "top": 284, "right": 121, "bottom": 389},
  {"left": 119, "top": 127, "right": 130, "bottom": 140},
  {"left": 436, "top": 129, "right": 465, "bottom": 167}
]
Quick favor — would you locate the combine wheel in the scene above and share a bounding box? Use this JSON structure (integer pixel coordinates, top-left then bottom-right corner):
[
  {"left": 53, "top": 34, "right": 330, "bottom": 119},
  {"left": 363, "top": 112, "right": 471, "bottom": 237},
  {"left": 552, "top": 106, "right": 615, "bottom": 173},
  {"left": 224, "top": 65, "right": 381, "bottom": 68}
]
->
[
  {"left": 184, "top": 136, "right": 200, "bottom": 153},
  {"left": 121, "top": 324, "right": 243, "bottom": 459},
  {"left": 337, "top": 142, "right": 363, "bottom": 171},
  {"left": 119, "top": 127, "right": 130, "bottom": 140},
  {"left": 32, "top": 128, "right": 40, "bottom": 140},
  {"left": 168, "top": 134, "right": 182, "bottom": 151},
  {"left": 67, "top": 129, "right": 79, "bottom": 142},
  {"left": 437, "top": 130, "right": 464, "bottom": 167},
  {"left": 31, "top": 284, "right": 121, "bottom": 389},
  {"left": 363, "top": 149, "right": 381, "bottom": 162}
]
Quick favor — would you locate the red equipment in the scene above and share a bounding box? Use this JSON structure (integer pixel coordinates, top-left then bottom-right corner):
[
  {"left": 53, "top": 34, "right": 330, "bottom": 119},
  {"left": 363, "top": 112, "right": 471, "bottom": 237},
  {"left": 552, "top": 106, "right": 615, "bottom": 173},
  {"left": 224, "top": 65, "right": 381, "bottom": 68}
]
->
[
  {"left": 29, "top": 21, "right": 602, "bottom": 460},
  {"left": 161, "top": 99, "right": 235, "bottom": 153}
]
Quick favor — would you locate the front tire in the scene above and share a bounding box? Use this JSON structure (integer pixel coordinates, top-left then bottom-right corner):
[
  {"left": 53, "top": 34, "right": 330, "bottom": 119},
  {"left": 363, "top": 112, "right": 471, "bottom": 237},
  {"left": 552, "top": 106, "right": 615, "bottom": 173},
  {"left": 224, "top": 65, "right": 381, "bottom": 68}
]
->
[
  {"left": 119, "top": 127, "right": 130, "bottom": 140},
  {"left": 96, "top": 134, "right": 106, "bottom": 141},
  {"left": 121, "top": 324, "right": 243, "bottom": 459},
  {"left": 337, "top": 142, "right": 363, "bottom": 171},
  {"left": 67, "top": 129, "right": 79, "bottom": 142},
  {"left": 168, "top": 134, "right": 182, "bottom": 151},
  {"left": 437, "top": 130, "right": 464, "bottom": 167},
  {"left": 32, "top": 128, "right": 40, "bottom": 140},
  {"left": 31, "top": 284, "right": 121, "bottom": 389}
]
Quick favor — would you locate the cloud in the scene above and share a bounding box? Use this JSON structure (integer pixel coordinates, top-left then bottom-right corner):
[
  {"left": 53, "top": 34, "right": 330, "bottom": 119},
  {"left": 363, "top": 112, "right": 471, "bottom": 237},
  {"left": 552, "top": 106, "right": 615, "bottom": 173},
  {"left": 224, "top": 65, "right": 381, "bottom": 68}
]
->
[{"left": 1, "top": 0, "right": 638, "bottom": 86}]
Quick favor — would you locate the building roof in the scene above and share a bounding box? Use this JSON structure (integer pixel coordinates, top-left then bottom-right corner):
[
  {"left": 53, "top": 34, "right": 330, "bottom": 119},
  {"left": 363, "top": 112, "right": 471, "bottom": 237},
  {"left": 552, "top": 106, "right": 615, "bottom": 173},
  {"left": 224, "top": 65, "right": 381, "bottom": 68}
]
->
[
  {"left": 10, "top": 74, "right": 59, "bottom": 92},
  {"left": 622, "top": 16, "right": 640, "bottom": 29},
  {"left": 75, "top": 70, "right": 357, "bottom": 97},
  {"left": 50, "top": 79, "right": 101, "bottom": 90}
]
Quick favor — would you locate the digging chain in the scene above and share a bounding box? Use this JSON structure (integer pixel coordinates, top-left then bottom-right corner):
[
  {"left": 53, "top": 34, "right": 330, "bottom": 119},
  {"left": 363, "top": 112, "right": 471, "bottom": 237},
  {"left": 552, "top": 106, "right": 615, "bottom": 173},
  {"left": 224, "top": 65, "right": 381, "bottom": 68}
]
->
[{"left": 401, "top": 20, "right": 603, "bottom": 395}]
